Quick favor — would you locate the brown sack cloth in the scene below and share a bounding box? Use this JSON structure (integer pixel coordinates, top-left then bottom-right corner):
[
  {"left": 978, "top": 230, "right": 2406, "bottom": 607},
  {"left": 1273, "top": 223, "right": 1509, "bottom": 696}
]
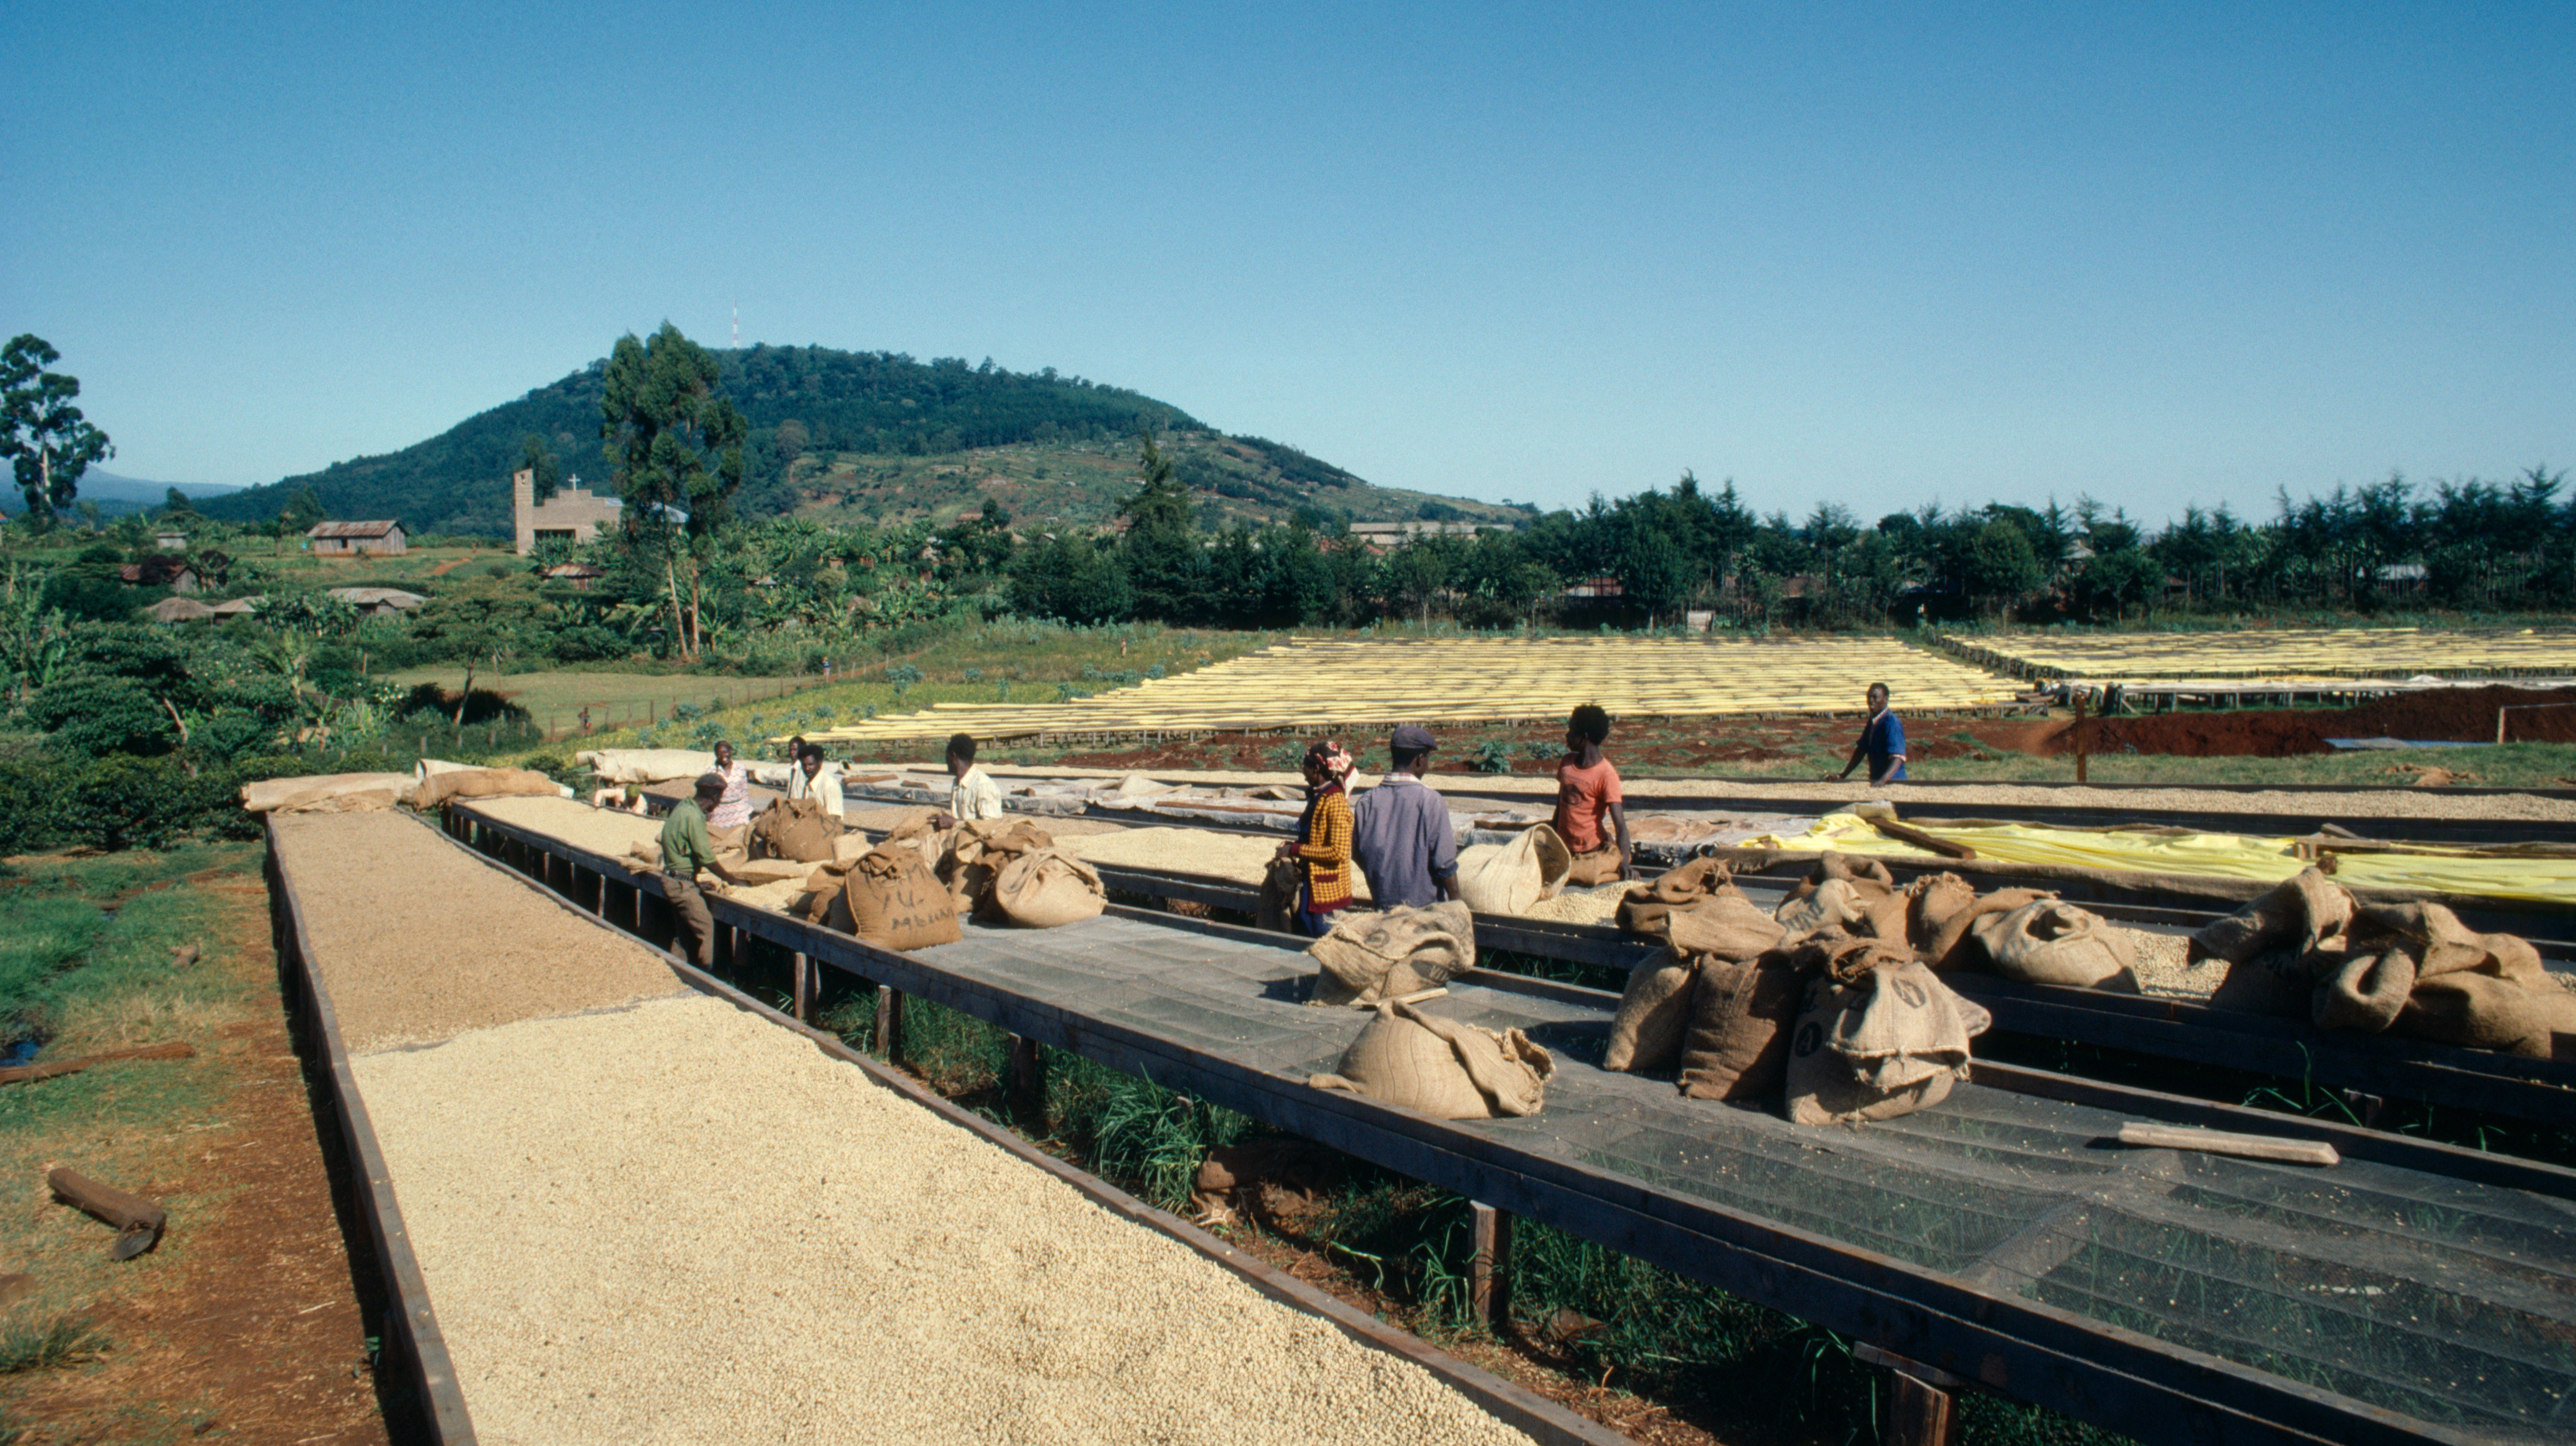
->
[
  {"left": 1783, "top": 927, "right": 1917, "bottom": 983},
  {"left": 1309, "top": 1000, "right": 1554, "bottom": 1119},
  {"left": 1785, "top": 963, "right": 1990, "bottom": 1125},
  {"left": 1774, "top": 877, "right": 1865, "bottom": 940},
  {"left": 1787, "top": 854, "right": 1895, "bottom": 903},
  {"left": 1677, "top": 957, "right": 1805, "bottom": 1100},
  {"left": 882, "top": 814, "right": 943, "bottom": 873},
  {"left": 275, "top": 787, "right": 400, "bottom": 814},
  {"left": 1258, "top": 855, "right": 1303, "bottom": 933},
  {"left": 1308, "top": 902, "right": 1476, "bottom": 1008},
  {"left": 939, "top": 817, "right": 1054, "bottom": 915},
  {"left": 842, "top": 846, "right": 962, "bottom": 951},
  {"left": 1563, "top": 846, "right": 1624, "bottom": 887},
  {"left": 1454, "top": 825, "right": 1575, "bottom": 915},
  {"left": 2397, "top": 974, "right": 2576, "bottom": 1058},
  {"left": 2313, "top": 949, "right": 2416, "bottom": 1035},
  {"left": 1922, "top": 886, "right": 2051, "bottom": 970},
  {"left": 1604, "top": 956, "right": 1694, "bottom": 1073},
  {"left": 411, "top": 767, "right": 564, "bottom": 811},
  {"left": 2210, "top": 950, "right": 2326, "bottom": 1019},
  {"left": 751, "top": 796, "right": 839, "bottom": 863},
  {"left": 2348, "top": 902, "right": 2544, "bottom": 984},
  {"left": 242, "top": 771, "right": 416, "bottom": 812},
  {"left": 2189, "top": 868, "right": 2351, "bottom": 965},
  {"left": 1974, "top": 901, "right": 2141, "bottom": 991},
  {"left": 1615, "top": 857, "right": 1736, "bottom": 939},
  {"left": 991, "top": 847, "right": 1106, "bottom": 928},
  {"left": 1664, "top": 893, "right": 1789, "bottom": 963}
]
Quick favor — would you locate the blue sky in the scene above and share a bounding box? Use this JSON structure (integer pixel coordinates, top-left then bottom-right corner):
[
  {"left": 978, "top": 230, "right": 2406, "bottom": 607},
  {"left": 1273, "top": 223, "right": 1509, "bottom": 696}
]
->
[{"left": 5, "top": 2, "right": 2568, "bottom": 525}]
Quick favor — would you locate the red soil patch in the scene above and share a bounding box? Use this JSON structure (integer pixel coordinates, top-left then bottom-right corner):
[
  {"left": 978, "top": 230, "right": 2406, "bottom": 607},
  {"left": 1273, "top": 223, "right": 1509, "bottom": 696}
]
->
[
  {"left": 6, "top": 874, "right": 393, "bottom": 1446},
  {"left": 2017, "top": 685, "right": 2576, "bottom": 759}
]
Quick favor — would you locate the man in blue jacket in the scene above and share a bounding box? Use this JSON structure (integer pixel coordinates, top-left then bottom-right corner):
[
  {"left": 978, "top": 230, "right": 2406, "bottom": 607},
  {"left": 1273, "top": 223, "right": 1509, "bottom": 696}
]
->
[
  {"left": 1351, "top": 725, "right": 1460, "bottom": 909},
  {"left": 1832, "top": 682, "right": 1908, "bottom": 785}
]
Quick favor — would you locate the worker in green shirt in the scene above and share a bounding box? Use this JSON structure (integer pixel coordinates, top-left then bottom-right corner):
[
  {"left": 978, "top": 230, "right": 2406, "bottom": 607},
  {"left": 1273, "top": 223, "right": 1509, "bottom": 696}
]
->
[{"left": 659, "top": 772, "right": 726, "bottom": 967}]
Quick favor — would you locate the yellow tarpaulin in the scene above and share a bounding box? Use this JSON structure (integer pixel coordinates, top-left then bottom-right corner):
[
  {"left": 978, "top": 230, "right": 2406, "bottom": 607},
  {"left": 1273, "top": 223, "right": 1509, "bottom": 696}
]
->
[{"left": 1726, "top": 813, "right": 2576, "bottom": 907}]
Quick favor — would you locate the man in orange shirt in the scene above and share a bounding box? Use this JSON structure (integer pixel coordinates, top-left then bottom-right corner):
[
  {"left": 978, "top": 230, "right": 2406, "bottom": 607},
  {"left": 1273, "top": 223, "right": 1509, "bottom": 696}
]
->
[{"left": 1553, "top": 704, "right": 1636, "bottom": 884}]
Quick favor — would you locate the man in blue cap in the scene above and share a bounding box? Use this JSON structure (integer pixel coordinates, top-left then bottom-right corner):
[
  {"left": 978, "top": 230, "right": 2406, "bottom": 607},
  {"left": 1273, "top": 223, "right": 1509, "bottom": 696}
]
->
[{"left": 1351, "top": 725, "right": 1461, "bottom": 909}]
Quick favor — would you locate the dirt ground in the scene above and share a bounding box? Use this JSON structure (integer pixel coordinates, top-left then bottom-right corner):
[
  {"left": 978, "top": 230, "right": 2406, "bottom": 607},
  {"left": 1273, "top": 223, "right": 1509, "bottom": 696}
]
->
[
  {"left": 5, "top": 866, "right": 394, "bottom": 1446},
  {"left": 1048, "top": 685, "right": 2576, "bottom": 774}
]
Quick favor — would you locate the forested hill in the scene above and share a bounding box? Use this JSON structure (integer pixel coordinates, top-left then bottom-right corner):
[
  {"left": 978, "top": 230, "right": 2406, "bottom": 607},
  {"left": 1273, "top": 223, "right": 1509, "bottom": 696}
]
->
[{"left": 198, "top": 345, "right": 1517, "bottom": 537}]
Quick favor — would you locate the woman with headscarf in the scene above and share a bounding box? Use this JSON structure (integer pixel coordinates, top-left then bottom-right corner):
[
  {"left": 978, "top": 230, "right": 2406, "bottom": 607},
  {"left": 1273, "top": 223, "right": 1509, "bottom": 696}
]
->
[
  {"left": 707, "top": 739, "right": 754, "bottom": 839},
  {"left": 1275, "top": 739, "right": 1355, "bottom": 937}
]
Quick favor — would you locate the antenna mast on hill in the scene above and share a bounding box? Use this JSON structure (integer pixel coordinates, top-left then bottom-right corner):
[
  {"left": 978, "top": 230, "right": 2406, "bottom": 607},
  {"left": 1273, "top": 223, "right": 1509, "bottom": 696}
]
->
[{"left": 731, "top": 299, "right": 739, "bottom": 350}]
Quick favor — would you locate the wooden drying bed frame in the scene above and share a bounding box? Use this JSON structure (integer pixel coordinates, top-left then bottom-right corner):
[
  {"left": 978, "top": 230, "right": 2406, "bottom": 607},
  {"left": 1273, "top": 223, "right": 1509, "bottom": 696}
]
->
[
  {"left": 450, "top": 799, "right": 2576, "bottom": 1446},
  {"left": 266, "top": 814, "right": 1620, "bottom": 1446}
]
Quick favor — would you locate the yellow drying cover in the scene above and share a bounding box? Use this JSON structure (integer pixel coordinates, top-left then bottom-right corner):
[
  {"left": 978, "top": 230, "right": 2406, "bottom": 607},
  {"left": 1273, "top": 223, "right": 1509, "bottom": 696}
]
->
[{"left": 1727, "top": 813, "right": 2576, "bottom": 908}]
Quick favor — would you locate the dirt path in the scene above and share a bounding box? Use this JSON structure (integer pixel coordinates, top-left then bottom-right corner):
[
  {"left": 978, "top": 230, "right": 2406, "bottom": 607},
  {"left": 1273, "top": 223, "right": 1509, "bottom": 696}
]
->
[{"left": 6, "top": 864, "right": 393, "bottom": 1446}]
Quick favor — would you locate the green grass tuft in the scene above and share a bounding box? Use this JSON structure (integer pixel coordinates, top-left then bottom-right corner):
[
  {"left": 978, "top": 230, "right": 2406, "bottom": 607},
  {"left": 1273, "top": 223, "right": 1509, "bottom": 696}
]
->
[{"left": 0, "top": 1311, "right": 107, "bottom": 1374}]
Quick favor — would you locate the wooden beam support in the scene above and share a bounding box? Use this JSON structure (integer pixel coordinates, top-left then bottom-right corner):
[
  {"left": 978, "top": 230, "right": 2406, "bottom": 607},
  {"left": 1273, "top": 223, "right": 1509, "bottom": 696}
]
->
[
  {"left": 793, "top": 952, "right": 815, "bottom": 1023},
  {"left": 1470, "top": 1201, "right": 1513, "bottom": 1330},
  {"left": 1856, "top": 1342, "right": 1966, "bottom": 1446},
  {"left": 876, "top": 986, "right": 902, "bottom": 1063}
]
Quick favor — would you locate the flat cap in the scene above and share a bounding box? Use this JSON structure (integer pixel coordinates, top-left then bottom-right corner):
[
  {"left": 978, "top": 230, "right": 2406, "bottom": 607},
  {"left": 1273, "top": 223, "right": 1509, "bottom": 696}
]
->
[{"left": 1390, "top": 724, "right": 1437, "bottom": 753}]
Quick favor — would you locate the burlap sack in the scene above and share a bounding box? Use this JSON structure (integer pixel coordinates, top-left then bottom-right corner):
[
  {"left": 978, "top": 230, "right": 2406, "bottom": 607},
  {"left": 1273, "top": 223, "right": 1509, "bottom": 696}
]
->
[
  {"left": 1614, "top": 857, "right": 1736, "bottom": 938},
  {"left": 2349, "top": 902, "right": 2544, "bottom": 984},
  {"left": 1774, "top": 877, "right": 1865, "bottom": 940},
  {"left": 1604, "top": 956, "right": 1694, "bottom": 1073},
  {"left": 726, "top": 857, "right": 810, "bottom": 885},
  {"left": 1923, "top": 887, "right": 2052, "bottom": 970},
  {"left": 1454, "top": 825, "right": 1575, "bottom": 915},
  {"left": 1785, "top": 963, "right": 1990, "bottom": 1125},
  {"left": 1258, "top": 855, "right": 1303, "bottom": 932},
  {"left": 2397, "top": 973, "right": 2576, "bottom": 1058},
  {"left": 577, "top": 748, "right": 716, "bottom": 785},
  {"left": 2210, "top": 950, "right": 2326, "bottom": 1018},
  {"left": 2189, "top": 868, "right": 2351, "bottom": 964},
  {"left": 1783, "top": 927, "right": 1918, "bottom": 983},
  {"left": 939, "top": 817, "right": 1054, "bottom": 916},
  {"left": 2313, "top": 949, "right": 2416, "bottom": 1035},
  {"left": 1564, "top": 846, "right": 1625, "bottom": 887},
  {"left": 241, "top": 772, "right": 416, "bottom": 812},
  {"left": 1309, "top": 1000, "right": 1554, "bottom": 1119},
  {"left": 992, "top": 847, "right": 1106, "bottom": 928},
  {"left": 751, "top": 796, "right": 838, "bottom": 863},
  {"left": 801, "top": 859, "right": 852, "bottom": 920},
  {"left": 1788, "top": 853, "right": 1895, "bottom": 903},
  {"left": 843, "top": 846, "right": 962, "bottom": 951},
  {"left": 1886, "top": 872, "right": 1981, "bottom": 955},
  {"left": 1663, "top": 893, "right": 1789, "bottom": 962},
  {"left": 411, "top": 767, "right": 566, "bottom": 811},
  {"left": 275, "top": 786, "right": 400, "bottom": 814},
  {"left": 1308, "top": 902, "right": 1476, "bottom": 1008},
  {"left": 882, "top": 815, "right": 943, "bottom": 873},
  {"left": 1974, "top": 901, "right": 2141, "bottom": 991},
  {"left": 627, "top": 839, "right": 662, "bottom": 869},
  {"left": 1677, "top": 957, "right": 1806, "bottom": 1101}
]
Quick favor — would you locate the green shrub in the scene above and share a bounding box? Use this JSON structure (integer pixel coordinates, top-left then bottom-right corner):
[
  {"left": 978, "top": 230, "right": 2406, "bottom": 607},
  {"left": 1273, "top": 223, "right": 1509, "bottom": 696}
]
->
[{"left": 24, "top": 675, "right": 174, "bottom": 758}]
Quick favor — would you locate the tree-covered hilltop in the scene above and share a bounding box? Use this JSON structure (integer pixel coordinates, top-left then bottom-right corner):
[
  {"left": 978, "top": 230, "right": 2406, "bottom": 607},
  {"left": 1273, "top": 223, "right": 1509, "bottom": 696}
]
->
[{"left": 196, "top": 345, "right": 1519, "bottom": 537}]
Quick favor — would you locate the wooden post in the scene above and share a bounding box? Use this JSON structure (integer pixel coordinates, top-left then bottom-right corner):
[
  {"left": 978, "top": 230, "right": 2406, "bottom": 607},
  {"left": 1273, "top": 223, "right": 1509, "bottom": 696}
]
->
[
  {"left": 2072, "top": 692, "right": 2089, "bottom": 785},
  {"left": 1854, "top": 1343, "right": 1964, "bottom": 1446},
  {"left": 875, "top": 986, "right": 903, "bottom": 1062},
  {"left": 793, "top": 953, "right": 815, "bottom": 1022},
  {"left": 1007, "top": 1033, "right": 1041, "bottom": 1114},
  {"left": 1469, "top": 1201, "right": 1513, "bottom": 1329}
]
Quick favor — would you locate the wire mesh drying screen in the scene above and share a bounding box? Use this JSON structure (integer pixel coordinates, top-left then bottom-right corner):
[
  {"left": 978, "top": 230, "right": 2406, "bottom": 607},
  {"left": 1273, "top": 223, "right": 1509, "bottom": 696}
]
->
[{"left": 909, "top": 915, "right": 2576, "bottom": 1437}]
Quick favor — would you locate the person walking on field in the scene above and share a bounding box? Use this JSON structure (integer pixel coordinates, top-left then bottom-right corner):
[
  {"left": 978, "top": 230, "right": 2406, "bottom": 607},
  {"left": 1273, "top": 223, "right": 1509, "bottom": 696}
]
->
[
  {"left": 1276, "top": 739, "right": 1357, "bottom": 936},
  {"left": 660, "top": 772, "right": 727, "bottom": 968},
  {"left": 1554, "top": 704, "right": 1637, "bottom": 884},
  {"left": 1352, "top": 725, "right": 1460, "bottom": 909},
  {"left": 1832, "top": 682, "right": 1909, "bottom": 785},
  {"left": 787, "top": 742, "right": 844, "bottom": 821},
  {"left": 934, "top": 733, "right": 1006, "bottom": 830}
]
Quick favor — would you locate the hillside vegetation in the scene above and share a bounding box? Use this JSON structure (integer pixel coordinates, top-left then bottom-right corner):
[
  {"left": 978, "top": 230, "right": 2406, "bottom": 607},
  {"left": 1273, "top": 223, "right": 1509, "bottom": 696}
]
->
[{"left": 198, "top": 346, "right": 1520, "bottom": 538}]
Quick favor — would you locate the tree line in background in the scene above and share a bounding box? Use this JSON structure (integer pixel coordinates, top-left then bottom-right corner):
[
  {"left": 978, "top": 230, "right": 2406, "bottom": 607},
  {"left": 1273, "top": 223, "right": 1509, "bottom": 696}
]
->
[{"left": 0, "top": 319, "right": 2569, "bottom": 853}]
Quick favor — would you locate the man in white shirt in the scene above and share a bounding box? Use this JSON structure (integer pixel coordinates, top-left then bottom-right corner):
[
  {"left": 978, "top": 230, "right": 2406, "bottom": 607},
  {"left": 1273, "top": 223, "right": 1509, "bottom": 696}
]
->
[
  {"left": 935, "top": 732, "right": 1005, "bottom": 828},
  {"left": 787, "top": 743, "right": 844, "bottom": 821}
]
